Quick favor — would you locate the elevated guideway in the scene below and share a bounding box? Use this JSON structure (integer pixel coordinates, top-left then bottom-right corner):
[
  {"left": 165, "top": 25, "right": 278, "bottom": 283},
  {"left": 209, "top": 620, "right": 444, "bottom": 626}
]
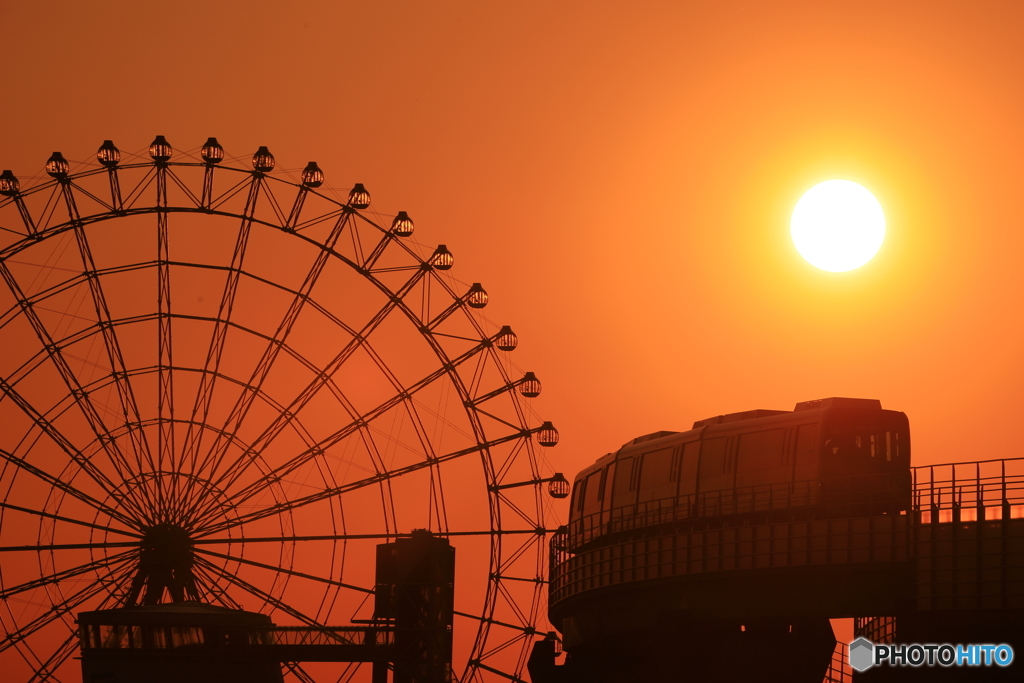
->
[{"left": 538, "top": 458, "right": 1024, "bottom": 683}]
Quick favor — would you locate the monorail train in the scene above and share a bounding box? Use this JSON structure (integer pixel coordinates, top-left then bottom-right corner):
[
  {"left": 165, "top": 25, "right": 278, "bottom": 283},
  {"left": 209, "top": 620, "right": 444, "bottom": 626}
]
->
[{"left": 566, "top": 397, "right": 910, "bottom": 549}]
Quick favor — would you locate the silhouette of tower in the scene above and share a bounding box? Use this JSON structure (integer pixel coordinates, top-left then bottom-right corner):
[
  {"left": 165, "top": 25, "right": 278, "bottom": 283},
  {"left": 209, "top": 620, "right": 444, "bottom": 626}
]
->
[{"left": 375, "top": 530, "right": 456, "bottom": 683}]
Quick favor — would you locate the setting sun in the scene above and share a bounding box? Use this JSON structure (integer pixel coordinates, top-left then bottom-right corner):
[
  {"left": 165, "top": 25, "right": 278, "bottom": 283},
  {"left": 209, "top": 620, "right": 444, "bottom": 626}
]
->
[{"left": 790, "top": 179, "right": 886, "bottom": 272}]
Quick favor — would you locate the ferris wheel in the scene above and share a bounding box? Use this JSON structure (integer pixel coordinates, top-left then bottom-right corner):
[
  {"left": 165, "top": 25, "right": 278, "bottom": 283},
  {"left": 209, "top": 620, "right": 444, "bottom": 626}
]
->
[{"left": 0, "top": 137, "right": 567, "bottom": 682}]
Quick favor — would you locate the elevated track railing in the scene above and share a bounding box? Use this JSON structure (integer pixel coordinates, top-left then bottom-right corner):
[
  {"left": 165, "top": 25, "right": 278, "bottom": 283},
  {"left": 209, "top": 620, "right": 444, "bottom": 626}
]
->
[
  {"left": 912, "top": 457, "right": 1024, "bottom": 523},
  {"left": 549, "top": 514, "right": 910, "bottom": 606},
  {"left": 562, "top": 459, "right": 1024, "bottom": 552},
  {"left": 551, "top": 458, "right": 1024, "bottom": 608},
  {"left": 566, "top": 473, "right": 906, "bottom": 550}
]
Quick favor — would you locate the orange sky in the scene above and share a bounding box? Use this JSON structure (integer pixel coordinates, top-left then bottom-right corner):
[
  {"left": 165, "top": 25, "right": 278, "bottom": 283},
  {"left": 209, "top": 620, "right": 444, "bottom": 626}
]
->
[
  {"left": 5, "top": 0, "right": 1024, "bottom": 491},
  {"left": 6, "top": 0, "right": 1024, "bottom": 677}
]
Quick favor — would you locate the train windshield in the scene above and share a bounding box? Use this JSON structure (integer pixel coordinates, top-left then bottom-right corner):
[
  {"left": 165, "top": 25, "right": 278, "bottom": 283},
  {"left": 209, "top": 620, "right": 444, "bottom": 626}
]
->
[{"left": 824, "top": 416, "right": 906, "bottom": 463}]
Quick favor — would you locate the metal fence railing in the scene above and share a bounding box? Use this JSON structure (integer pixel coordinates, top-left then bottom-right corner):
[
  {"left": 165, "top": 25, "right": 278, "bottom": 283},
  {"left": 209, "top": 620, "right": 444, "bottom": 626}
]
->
[
  {"left": 566, "top": 473, "right": 906, "bottom": 550},
  {"left": 258, "top": 625, "right": 394, "bottom": 647},
  {"left": 550, "top": 515, "right": 909, "bottom": 605},
  {"left": 912, "top": 457, "right": 1024, "bottom": 523}
]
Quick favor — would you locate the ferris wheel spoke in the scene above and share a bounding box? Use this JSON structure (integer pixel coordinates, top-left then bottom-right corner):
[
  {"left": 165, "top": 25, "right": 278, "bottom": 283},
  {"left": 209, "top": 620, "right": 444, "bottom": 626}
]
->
[
  {"left": 195, "top": 556, "right": 333, "bottom": 628},
  {"left": 192, "top": 529, "right": 547, "bottom": 544},
  {"left": 194, "top": 211, "right": 356, "bottom": 497},
  {"left": 0, "top": 541, "right": 138, "bottom": 553},
  {"left": 0, "top": 561, "right": 132, "bottom": 654},
  {"left": 201, "top": 260, "right": 429, "bottom": 501},
  {"left": 193, "top": 547, "right": 373, "bottom": 595},
  {"left": 176, "top": 178, "right": 262, "bottom": 514},
  {"left": 469, "top": 659, "right": 529, "bottom": 683},
  {"left": 67, "top": 212, "right": 159, "bottom": 478},
  {"left": 0, "top": 266, "right": 146, "bottom": 481},
  {"left": 455, "top": 610, "right": 539, "bottom": 637},
  {"left": 23, "top": 628, "right": 79, "bottom": 683},
  {"left": 0, "top": 268, "right": 147, "bottom": 511},
  {"left": 205, "top": 332, "right": 495, "bottom": 516},
  {"left": 198, "top": 430, "right": 535, "bottom": 536},
  {"left": 0, "top": 501, "right": 141, "bottom": 538},
  {"left": 0, "top": 443, "right": 138, "bottom": 530},
  {"left": 0, "top": 550, "right": 136, "bottom": 601},
  {"left": 0, "top": 379, "right": 122, "bottom": 493},
  {"left": 191, "top": 565, "right": 243, "bottom": 611},
  {"left": 155, "top": 166, "right": 178, "bottom": 515},
  {"left": 283, "top": 661, "right": 320, "bottom": 683}
]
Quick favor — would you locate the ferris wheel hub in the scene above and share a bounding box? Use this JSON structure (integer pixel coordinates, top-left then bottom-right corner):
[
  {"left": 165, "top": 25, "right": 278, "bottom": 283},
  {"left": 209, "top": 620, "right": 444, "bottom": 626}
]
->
[{"left": 126, "top": 524, "right": 199, "bottom": 606}]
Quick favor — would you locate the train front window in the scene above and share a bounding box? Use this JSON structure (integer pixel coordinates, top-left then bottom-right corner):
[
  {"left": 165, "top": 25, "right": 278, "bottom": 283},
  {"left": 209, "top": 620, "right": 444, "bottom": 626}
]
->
[
  {"left": 887, "top": 430, "right": 905, "bottom": 460},
  {"left": 824, "top": 421, "right": 905, "bottom": 463}
]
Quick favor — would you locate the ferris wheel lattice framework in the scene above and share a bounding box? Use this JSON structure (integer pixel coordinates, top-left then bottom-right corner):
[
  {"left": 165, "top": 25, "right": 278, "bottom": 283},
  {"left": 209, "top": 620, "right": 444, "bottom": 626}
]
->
[{"left": 0, "top": 136, "right": 569, "bottom": 682}]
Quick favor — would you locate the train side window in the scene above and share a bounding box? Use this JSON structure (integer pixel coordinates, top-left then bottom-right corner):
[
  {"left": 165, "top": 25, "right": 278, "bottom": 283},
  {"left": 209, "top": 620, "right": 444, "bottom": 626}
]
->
[
  {"left": 571, "top": 479, "right": 585, "bottom": 513},
  {"left": 794, "top": 421, "right": 819, "bottom": 481},
  {"left": 640, "top": 448, "right": 673, "bottom": 489},
  {"left": 613, "top": 456, "right": 634, "bottom": 497},
  {"left": 582, "top": 470, "right": 604, "bottom": 513},
  {"left": 639, "top": 447, "right": 674, "bottom": 503},
  {"left": 669, "top": 446, "right": 683, "bottom": 482},
  {"left": 700, "top": 438, "right": 728, "bottom": 478},
  {"left": 737, "top": 428, "right": 786, "bottom": 473},
  {"left": 795, "top": 424, "right": 819, "bottom": 465},
  {"left": 680, "top": 441, "right": 700, "bottom": 494}
]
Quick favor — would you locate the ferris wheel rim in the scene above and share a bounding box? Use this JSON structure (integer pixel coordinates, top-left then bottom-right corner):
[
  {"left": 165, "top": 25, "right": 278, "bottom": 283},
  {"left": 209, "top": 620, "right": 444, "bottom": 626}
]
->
[{"left": 0, "top": 144, "right": 558, "bottom": 683}]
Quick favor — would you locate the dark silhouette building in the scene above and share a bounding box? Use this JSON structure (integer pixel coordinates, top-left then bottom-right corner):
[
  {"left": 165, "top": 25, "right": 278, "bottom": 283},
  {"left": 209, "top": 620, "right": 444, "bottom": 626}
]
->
[
  {"left": 77, "top": 531, "right": 455, "bottom": 683},
  {"left": 79, "top": 603, "right": 283, "bottom": 683}
]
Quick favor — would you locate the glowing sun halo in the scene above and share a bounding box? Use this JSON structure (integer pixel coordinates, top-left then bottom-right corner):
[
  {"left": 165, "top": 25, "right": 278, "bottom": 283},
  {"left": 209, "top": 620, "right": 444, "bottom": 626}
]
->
[{"left": 790, "top": 180, "right": 886, "bottom": 272}]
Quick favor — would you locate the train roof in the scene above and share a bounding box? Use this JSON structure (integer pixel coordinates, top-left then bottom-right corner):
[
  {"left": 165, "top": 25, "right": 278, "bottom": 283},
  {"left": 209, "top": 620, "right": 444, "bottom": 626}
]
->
[
  {"left": 620, "top": 430, "right": 680, "bottom": 449},
  {"left": 693, "top": 397, "right": 883, "bottom": 428},
  {"left": 573, "top": 397, "right": 894, "bottom": 482}
]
